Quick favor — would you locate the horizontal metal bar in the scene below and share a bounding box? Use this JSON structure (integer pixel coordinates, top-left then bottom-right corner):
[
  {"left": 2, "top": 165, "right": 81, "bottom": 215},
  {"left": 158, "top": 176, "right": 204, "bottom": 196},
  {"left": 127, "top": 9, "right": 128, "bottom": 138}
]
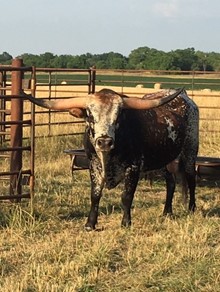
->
[
  {"left": 200, "top": 118, "right": 220, "bottom": 121},
  {"left": 199, "top": 106, "right": 220, "bottom": 110},
  {"left": 35, "top": 121, "right": 84, "bottom": 127},
  {"left": 0, "top": 94, "right": 31, "bottom": 99},
  {"left": 0, "top": 119, "right": 32, "bottom": 125},
  {"left": 0, "top": 66, "right": 32, "bottom": 72},
  {"left": 0, "top": 109, "right": 11, "bottom": 114},
  {"left": 35, "top": 68, "right": 91, "bottom": 73},
  {"left": 190, "top": 94, "right": 220, "bottom": 98},
  {"left": 200, "top": 129, "right": 220, "bottom": 133},
  {"left": 0, "top": 169, "right": 31, "bottom": 176},
  {"left": 0, "top": 131, "right": 10, "bottom": 135},
  {"left": 64, "top": 149, "right": 86, "bottom": 156},
  {"left": 0, "top": 154, "right": 10, "bottom": 158},
  {"left": 0, "top": 193, "right": 31, "bottom": 201},
  {"left": 0, "top": 88, "right": 12, "bottom": 92},
  {"left": 29, "top": 132, "right": 84, "bottom": 139},
  {"left": 0, "top": 146, "right": 31, "bottom": 152},
  {"left": 36, "top": 82, "right": 90, "bottom": 87}
]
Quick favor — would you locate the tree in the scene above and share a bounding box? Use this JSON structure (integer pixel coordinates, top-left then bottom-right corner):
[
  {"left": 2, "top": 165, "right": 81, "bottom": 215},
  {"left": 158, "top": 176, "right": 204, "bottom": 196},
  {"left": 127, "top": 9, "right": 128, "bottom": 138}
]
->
[
  {"left": 21, "top": 53, "right": 42, "bottom": 67},
  {"left": 0, "top": 52, "right": 13, "bottom": 64},
  {"left": 128, "top": 47, "right": 151, "bottom": 69},
  {"left": 168, "top": 48, "right": 199, "bottom": 71},
  {"left": 51, "top": 55, "right": 72, "bottom": 68},
  {"left": 39, "top": 52, "right": 56, "bottom": 67},
  {"left": 128, "top": 47, "right": 172, "bottom": 70},
  {"left": 2, "top": 48, "right": 220, "bottom": 71},
  {"left": 105, "top": 52, "right": 127, "bottom": 69},
  {"left": 205, "top": 52, "right": 220, "bottom": 71}
]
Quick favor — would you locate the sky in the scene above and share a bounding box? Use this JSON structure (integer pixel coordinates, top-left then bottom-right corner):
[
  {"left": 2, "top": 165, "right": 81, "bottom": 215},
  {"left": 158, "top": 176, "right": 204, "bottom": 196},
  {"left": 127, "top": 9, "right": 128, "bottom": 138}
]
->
[{"left": 1, "top": 0, "right": 219, "bottom": 58}]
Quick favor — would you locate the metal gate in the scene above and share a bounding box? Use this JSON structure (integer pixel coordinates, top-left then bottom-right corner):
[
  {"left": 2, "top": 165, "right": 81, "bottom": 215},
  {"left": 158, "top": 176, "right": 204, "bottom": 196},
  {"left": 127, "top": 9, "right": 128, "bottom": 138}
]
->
[
  {"left": 0, "top": 59, "right": 35, "bottom": 201},
  {"left": 0, "top": 59, "right": 96, "bottom": 201}
]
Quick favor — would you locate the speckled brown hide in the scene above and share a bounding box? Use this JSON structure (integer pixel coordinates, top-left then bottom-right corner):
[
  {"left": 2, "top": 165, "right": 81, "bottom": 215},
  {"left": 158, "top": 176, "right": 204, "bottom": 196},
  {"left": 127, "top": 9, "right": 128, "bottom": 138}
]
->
[{"left": 25, "top": 88, "right": 199, "bottom": 230}]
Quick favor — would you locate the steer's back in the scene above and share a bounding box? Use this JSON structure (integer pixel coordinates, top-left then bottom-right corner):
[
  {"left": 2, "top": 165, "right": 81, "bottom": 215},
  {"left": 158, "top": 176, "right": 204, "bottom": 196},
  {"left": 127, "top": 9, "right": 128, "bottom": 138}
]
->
[{"left": 124, "top": 92, "right": 198, "bottom": 171}]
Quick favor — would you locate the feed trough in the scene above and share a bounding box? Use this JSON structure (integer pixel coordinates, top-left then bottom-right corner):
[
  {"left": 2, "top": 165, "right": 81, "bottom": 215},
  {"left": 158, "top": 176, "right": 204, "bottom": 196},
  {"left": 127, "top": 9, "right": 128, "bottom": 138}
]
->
[
  {"left": 195, "top": 156, "right": 220, "bottom": 179},
  {"left": 64, "top": 149, "right": 89, "bottom": 172}
]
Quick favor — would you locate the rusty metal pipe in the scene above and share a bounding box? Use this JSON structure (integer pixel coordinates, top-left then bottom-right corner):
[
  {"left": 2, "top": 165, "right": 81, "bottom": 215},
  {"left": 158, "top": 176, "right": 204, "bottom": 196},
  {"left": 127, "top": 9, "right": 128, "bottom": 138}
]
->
[{"left": 10, "top": 58, "right": 23, "bottom": 197}]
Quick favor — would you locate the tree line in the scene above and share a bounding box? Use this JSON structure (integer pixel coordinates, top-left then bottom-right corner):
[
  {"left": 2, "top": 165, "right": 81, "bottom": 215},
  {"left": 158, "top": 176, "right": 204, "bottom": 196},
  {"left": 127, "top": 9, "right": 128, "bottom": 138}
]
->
[{"left": 1, "top": 47, "right": 220, "bottom": 71}]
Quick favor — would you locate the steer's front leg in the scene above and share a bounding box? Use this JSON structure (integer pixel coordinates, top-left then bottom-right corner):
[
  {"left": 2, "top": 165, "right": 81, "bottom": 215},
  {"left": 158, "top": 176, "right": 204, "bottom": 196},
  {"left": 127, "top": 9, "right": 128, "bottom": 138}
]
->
[
  {"left": 85, "top": 162, "right": 104, "bottom": 231},
  {"left": 121, "top": 165, "right": 140, "bottom": 227}
]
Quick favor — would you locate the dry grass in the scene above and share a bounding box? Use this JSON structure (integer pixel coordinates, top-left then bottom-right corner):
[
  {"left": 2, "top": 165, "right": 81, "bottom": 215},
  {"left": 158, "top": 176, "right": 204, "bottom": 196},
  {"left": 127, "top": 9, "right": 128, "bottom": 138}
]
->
[
  {"left": 1, "top": 175, "right": 220, "bottom": 291},
  {"left": 0, "top": 151, "right": 220, "bottom": 291},
  {"left": 0, "top": 87, "right": 220, "bottom": 291}
]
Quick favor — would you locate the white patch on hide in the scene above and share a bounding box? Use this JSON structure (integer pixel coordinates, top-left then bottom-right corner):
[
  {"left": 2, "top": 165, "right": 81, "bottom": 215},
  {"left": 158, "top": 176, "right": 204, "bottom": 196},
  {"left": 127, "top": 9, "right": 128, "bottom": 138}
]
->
[
  {"left": 165, "top": 117, "right": 177, "bottom": 142},
  {"left": 91, "top": 156, "right": 105, "bottom": 190},
  {"left": 97, "top": 151, "right": 109, "bottom": 180}
]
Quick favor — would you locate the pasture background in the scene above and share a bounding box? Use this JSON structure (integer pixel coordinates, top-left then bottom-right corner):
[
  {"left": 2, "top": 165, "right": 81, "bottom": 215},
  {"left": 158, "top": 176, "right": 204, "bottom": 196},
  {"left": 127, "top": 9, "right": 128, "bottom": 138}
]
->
[
  {"left": 34, "top": 70, "right": 220, "bottom": 91},
  {"left": 1, "top": 81, "right": 220, "bottom": 291}
]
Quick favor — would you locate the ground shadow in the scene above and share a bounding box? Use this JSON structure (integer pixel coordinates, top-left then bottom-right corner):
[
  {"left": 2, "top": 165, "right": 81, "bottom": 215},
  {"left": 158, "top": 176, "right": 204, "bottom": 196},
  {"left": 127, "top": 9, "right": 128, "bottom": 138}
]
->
[
  {"left": 197, "top": 178, "right": 220, "bottom": 188},
  {"left": 59, "top": 202, "right": 123, "bottom": 221}
]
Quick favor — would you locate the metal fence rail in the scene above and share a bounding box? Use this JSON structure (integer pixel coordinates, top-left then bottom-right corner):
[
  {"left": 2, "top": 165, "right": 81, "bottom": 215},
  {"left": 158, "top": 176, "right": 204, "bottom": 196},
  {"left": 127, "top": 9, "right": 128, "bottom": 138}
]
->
[
  {"left": 1, "top": 61, "right": 220, "bottom": 201},
  {"left": 0, "top": 59, "right": 34, "bottom": 201},
  {"left": 0, "top": 60, "right": 96, "bottom": 201}
]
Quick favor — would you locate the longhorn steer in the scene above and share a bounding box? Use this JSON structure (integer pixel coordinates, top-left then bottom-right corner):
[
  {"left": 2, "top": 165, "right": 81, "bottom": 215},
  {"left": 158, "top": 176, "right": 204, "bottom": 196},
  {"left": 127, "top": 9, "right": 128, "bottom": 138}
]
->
[{"left": 25, "top": 88, "right": 199, "bottom": 230}]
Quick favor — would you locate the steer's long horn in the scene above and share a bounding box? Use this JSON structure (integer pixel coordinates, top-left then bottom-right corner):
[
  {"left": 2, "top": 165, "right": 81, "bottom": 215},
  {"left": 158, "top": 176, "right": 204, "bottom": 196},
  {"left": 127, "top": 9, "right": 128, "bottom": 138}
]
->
[
  {"left": 23, "top": 92, "right": 89, "bottom": 110},
  {"left": 122, "top": 88, "right": 183, "bottom": 109}
]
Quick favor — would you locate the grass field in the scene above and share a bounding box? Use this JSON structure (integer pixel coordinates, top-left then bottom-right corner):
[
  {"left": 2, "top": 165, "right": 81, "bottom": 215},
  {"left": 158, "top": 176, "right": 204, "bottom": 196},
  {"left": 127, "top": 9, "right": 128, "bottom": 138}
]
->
[
  {"left": 0, "top": 135, "right": 220, "bottom": 291},
  {"left": 33, "top": 70, "right": 220, "bottom": 91},
  {"left": 0, "top": 86, "right": 220, "bottom": 291}
]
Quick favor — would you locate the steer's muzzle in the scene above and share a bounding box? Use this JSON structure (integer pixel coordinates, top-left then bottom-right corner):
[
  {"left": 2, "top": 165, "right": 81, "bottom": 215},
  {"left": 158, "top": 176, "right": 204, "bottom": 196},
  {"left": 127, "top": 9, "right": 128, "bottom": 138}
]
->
[{"left": 95, "top": 136, "right": 114, "bottom": 152}]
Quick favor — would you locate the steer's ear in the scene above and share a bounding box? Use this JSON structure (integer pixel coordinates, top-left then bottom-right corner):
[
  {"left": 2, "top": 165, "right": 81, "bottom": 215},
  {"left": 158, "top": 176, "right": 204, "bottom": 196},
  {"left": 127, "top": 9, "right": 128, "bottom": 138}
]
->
[{"left": 69, "top": 108, "right": 87, "bottom": 119}]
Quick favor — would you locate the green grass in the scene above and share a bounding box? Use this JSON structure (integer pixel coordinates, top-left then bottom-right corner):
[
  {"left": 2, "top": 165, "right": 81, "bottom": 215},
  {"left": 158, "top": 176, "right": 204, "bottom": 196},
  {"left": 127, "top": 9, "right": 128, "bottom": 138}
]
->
[
  {"left": 0, "top": 135, "right": 220, "bottom": 291},
  {"left": 33, "top": 72, "right": 220, "bottom": 91},
  {"left": 95, "top": 75, "right": 220, "bottom": 91}
]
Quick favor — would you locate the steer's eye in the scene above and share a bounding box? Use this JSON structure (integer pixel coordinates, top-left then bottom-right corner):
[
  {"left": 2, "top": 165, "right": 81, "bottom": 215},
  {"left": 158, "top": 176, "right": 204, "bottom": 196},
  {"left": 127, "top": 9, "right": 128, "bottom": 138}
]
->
[
  {"left": 88, "top": 115, "right": 94, "bottom": 124},
  {"left": 88, "top": 121, "right": 95, "bottom": 137},
  {"left": 86, "top": 110, "right": 94, "bottom": 124},
  {"left": 89, "top": 127, "right": 95, "bottom": 138}
]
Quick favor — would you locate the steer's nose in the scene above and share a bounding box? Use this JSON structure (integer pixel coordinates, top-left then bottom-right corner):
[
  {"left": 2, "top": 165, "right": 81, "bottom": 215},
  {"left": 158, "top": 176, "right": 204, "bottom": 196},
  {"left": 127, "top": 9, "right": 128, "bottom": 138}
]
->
[{"left": 96, "top": 137, "right": 114, "bottom": 151}]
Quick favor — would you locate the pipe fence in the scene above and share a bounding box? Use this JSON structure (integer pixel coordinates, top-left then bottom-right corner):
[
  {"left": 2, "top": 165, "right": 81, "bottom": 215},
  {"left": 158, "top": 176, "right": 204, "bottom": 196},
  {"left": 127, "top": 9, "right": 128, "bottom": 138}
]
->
[
  {"left": 0, "top": 59, "right": 34, "bottom": 200},
  {"left": 1, "top": 60, "right": 220, "bottom": 201}
]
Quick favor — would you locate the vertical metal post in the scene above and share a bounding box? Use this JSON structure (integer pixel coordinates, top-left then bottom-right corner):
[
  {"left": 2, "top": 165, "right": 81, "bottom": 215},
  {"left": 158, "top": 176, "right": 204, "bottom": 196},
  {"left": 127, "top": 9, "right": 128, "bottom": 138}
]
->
[
  {"left": 0, "top": 71, "right": 6, "bottom": 145},
  {"left": 30, "top": 67, "right": 36, "bottom": 197},
  {"left": 48, "top": 71, "right": 52, "bottom": 136},
  {"left": 0, "top": 71, "right": 3, "bottom": 145},
  {"left": 88, "top": 69, "right": 92, "bottom": 94},
  {"left": 191, "top": 71, "right": 195, "bottom": 101},
  {"left": 10, "top": 58, "right": 23, "bottom": 196},
  {"left": 91, "top": 66, "right": 96, "bottom": 94}
]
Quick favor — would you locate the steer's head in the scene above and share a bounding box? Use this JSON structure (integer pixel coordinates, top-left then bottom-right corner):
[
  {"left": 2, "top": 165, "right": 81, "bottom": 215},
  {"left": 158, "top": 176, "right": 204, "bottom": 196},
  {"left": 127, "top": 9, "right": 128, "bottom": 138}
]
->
[
  {"left": 85, "top": 90, "right": 123, "bottom": 152},
  {"left": 23, "top": 88, "right": 182, "bottom": 159}
]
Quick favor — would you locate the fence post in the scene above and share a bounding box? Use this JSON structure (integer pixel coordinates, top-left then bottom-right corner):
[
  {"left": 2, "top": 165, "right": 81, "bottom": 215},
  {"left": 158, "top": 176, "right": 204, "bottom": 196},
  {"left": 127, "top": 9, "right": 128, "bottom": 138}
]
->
[
  {"left": 10, "top": 58, "right": 23, "bottom": 197},
  {"left": 0, "top": 71, "right": 4, "bottom": 145},
  {"left": 91, "top": 66, "right": 96, "bottom": 94}
]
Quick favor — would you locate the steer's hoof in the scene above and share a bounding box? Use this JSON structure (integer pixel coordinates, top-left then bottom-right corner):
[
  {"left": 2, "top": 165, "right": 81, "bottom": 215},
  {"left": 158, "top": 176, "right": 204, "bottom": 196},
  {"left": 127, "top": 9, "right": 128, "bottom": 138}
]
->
[
  {"left": 162, "top": 211, "right": 174, "bottom": 220},
  {"left": 84, "top": 223, "right": 95, "bottom": 232},
  {"left": 163, "top": 211, "right": 173, "bottom": 216},
  {"left": 189, "top": 203, "right": 196, "bottom": 213},
  {"left": 121, "top": 220, "right": 131, "bottom": 228}
]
